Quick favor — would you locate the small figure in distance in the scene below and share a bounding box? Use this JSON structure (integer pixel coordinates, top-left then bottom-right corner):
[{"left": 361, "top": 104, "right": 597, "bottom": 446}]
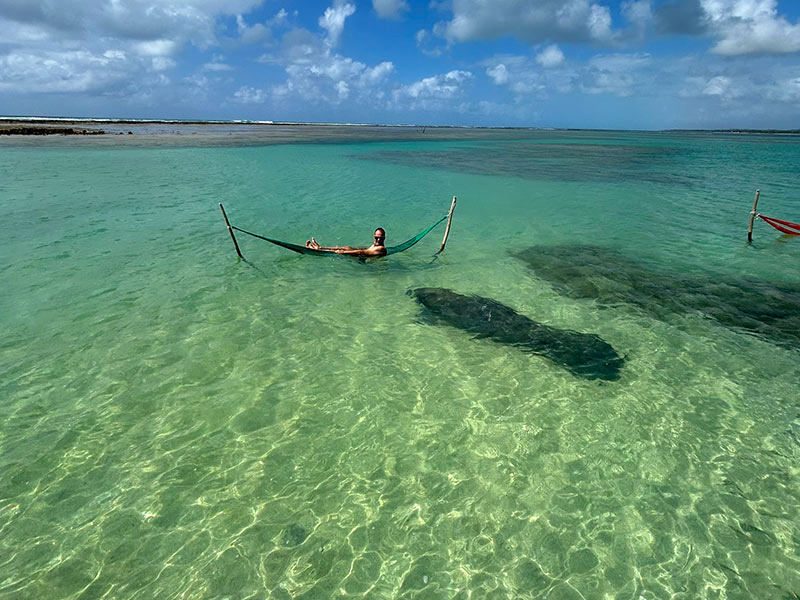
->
[{"left": 306, "top": 227, "right": 388, "bottom": 257}]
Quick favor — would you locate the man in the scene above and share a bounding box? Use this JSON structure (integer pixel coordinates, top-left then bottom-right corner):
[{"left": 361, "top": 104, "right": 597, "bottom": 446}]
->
[{"left": 306, "top": 227, "right": 388, "bottom": 257}]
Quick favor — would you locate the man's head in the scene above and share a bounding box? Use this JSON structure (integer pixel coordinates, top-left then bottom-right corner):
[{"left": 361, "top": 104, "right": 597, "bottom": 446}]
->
[{"left": 373, "top": 228, "right": 386, "bottom": 246}]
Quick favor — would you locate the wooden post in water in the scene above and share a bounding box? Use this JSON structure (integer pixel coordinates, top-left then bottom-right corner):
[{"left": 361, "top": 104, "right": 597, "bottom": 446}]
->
[
  {"left": 747, "top": 189, "right": 760, "bottom": 243},
  {"left": 219, "top": 203, "right": 245, "bottom": 260},
  {"left": 438, "top": 196, "right": 457, "bottom": 254}
]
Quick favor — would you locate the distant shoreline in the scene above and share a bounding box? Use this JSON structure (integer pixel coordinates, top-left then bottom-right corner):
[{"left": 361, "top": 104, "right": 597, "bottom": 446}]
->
[{"left": 1, "top": 117, "right": 799, "bottom": 135}]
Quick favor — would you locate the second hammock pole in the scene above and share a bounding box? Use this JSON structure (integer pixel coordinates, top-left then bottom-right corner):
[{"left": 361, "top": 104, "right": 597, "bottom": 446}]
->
[
  {"left": 438, "top": 196, "right": 457, "bottom": 254},
  {"left": 747, "top": 189, "right": 760, "bottom": 244}
]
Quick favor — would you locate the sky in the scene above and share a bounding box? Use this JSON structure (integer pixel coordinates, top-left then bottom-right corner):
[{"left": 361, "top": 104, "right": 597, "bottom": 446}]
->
[{"left": 1, "top": 0, "right": 800, "bottom": 129}]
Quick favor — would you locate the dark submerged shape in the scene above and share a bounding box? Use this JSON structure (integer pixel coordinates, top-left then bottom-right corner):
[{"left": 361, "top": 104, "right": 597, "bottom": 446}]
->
[
  {"left": 513, "top": 245, "right": 800, "bottom": 349},
  {"left": 409, "top": 287, "right": 624, "bottom": 381}
]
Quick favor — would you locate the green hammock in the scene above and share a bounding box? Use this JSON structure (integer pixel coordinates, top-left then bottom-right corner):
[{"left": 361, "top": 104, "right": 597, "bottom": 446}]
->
[{"left": 231, "top": 214, "right": 447, "bottom": 256}]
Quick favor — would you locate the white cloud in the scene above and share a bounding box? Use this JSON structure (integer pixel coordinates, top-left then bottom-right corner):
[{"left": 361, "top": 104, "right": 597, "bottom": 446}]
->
[
  {"left": 536, "top": 44, "right": 565, "bottom": 67},
  {"left": 487, "top": 63, "right": 510, "bottom": 85},
  {"left": 586, "top": 3, "right": 614, "bottom": 42},
  {"left": 184, "top": 73, "right": 209, "bottom": 90},
  {"left": 233, "top": 86, "right": 267, "bottom": 103},
  {"left": 273, "top": 53, "right": 394, "bottom": 104},
  {"left": 203, "top": 61, "right": 232, "bottom": 71},
  {"left": 440, "top": 0, "right": 626, "bottom": 45},
  {"left": 582, "top": 53, "right": 652, "bottom": 95},
  {"left": 483, "top": 51, "right": 652, "bottom": 99},
  {"left": 103, "top": 50, "right": 127, "bottom": 61},
  {"left": 133, "top": 40, "right": 179, "bottom": 57},
  {"left": 236, "top": 9, "right": 288, "bottom": 45},
  {"left": 680, "top": 71, "right": 747, "bottom": 100},
  {"left": 488, "top": 51, "right": 575, "bottom": 93},
  {"left": 392, "top": 70, "right": 473, "bottom": 110},
  {"left": 151, "top": 56, "right": 176, "bottom": 71},
  {"left": 622, "top": 0, "right": 652, "bottom": 34},
  {"left": 702, "top": 75, "right": 732, "bottom": 95},
  {"left": 319, "top": 1, "right": 356, "bottom": 48},
  {"left": 0, "top": 50, "right": 118, "bottom": 93},
  {"left": 262, "top": 28, "right": 324, "bottom": 65},
  {"left": 0, "top": 0, "right": 268, "bottom": 101},
  {"left": 416, "top": 29, "right": 445, "bottom": 56},
  {"left": 0, "top": 0, "right": 265, "bottom": 48},
  {"left": 236, "top": 15, "right": 271, "bottom": 44},
  {"left": 266, "top": 3, "right": 395, "bottom": 108},
  {"left": 373, "top": 0, "right": 409, "bottom": 20},
  {"left": 362, "top": 61, "right": 395, "bottom": 84},
  {"left": 702, "top": 0, "right": 800, "bottom": 54}
]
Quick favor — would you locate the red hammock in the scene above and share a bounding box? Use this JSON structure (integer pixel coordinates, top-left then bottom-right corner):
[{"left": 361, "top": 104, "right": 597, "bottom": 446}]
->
[{"left": 758, "top": 214, "right": 800, "bottom": 236}]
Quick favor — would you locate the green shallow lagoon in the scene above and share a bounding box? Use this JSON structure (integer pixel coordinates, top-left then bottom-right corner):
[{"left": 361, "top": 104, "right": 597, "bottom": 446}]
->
[{"left": 1, "top": 128, "right": 800, "bottom": 599}]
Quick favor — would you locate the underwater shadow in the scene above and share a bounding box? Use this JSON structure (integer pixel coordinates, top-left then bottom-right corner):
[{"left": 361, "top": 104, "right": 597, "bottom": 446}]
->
[
  {"left": 409, "top": 287, "right": 624, "bottom": 381},
  {"left": 512, "top": 245, "right": 800, "bottom": 349}
]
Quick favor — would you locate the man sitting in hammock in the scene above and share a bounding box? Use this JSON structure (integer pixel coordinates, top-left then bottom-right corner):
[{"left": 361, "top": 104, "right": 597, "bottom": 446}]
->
[{"left": 306, "top": 227, "right": 388, "bottom": 257}]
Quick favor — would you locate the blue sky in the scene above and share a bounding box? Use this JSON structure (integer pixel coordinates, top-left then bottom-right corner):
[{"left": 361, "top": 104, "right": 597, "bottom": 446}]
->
[{"left": 1, "top": 0, "right": 800, "bottom": 129}]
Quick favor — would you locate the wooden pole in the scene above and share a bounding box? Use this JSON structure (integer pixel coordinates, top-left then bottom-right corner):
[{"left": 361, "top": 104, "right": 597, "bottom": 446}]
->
[
  {"left": 747, "top": 189, "right": 760, "bottom": 243},
  {"left": 219, "top": 203, "right": 245, "bottom": 260},
  {"left": 437, "top": 196, "right": 457, "bottom": 254}
]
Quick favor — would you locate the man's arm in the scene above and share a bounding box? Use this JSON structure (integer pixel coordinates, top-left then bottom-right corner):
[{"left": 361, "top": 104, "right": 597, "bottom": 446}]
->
[{"left": 335, "top": 247, "right": 386, "bottom": 257}]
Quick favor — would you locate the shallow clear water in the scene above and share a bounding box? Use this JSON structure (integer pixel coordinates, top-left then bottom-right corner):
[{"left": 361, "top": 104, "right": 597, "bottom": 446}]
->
[{"left": 1, "top": 129, "right": 800, "bottom": 599}]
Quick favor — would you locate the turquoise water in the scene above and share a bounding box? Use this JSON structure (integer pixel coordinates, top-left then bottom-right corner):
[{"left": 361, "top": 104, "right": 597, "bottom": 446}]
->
[{"left": 1, "top": 128, "right": 800, "bottom": 599}]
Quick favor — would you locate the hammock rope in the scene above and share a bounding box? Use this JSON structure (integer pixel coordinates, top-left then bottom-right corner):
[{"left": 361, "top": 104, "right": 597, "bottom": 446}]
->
[
  {"left": 757, "top": 214, "right": 800, "bottom": 236},
  {"left": 231, "top": 214, "right": 448, "bottom": 256}
]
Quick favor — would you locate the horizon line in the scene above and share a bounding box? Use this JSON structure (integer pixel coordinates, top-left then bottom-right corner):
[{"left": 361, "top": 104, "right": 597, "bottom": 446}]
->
[{"left": 2, "top": 115, "right": 800, "bottom": 134}]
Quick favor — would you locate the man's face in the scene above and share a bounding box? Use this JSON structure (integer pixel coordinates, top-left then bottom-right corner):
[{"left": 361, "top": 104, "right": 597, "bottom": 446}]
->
[{"left": 373, "top": 230, "right": 385, "bottom": 245}]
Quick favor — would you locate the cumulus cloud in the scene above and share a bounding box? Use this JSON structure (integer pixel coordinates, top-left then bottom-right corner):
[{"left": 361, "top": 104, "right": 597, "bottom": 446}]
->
[
  {"left": 483, "top": 51, "right": 655, "bottom": 98},
  {"left": 581, "top": 53, "right": 652, "bottom": 95},
  {"left": 0, "top": 49, "right": 124, "bottom": 93},
  {"left": 702, "top": 75, "right": 734, "bottom": 95},
  {"left": 319, "top": 1, "right": 356, "bottom": 48},
  {"left": 677, "top": 56, "right": 791, "bottom": 103},
  {"left": 437, "top": 0, "right": 637, "bottom": 45},
  {"left": 536, "top": 44, "right": 566, "bottom": 67},
  {"left": 486, "top": 63, "right": 510, "bottom": 85},
  {"left": 273, "top": 54, "right": 394, "bottom": 104},
  {"left": 0, "top": 0, "right": 263, "bottom": 99},
  {"left": 235, "top": 10, "right": 289, "bottom": 45},
  {"left": 702, "top": 0, "right": 800, "bottom": 55},
  {"left": 0, "top": 0, "right": 264, "bottom": 48},
  {"left": 653, "top": 0, "right": 800, "bottom": 54},
  {"left": 267, "top": 4, "right": 394, "bottom": 108},
  {"left": 133, "top": 40, "right": 179, "bottom": 57},
  {"left": 233, "top": 85, "right": 267, "bottom": 103},
  {"left": 483, "top": 54, "right": 564, "bottom": 95},
  {"left": 621, "top": 0, "right": 652, "bottom": 40},
  {"left": 392, "top": 70, "right": 473, "bottom": 110},
  {"left": 373, "top": 0, "right": 409, "bottom": 20}
]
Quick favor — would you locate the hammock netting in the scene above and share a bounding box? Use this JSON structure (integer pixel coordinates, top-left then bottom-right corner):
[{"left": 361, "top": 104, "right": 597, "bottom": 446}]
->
[
  {"left": 232, "top": 214, "right": 448, "bottom": 256},
  {"left": 758, "top": 214, "right": 800, "bottom": 236}
]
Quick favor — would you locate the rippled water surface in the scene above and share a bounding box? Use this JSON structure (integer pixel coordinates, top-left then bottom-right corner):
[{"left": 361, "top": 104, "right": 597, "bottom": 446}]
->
[{"left": 1, "top": 128, "right": 800, "bottom": 599}]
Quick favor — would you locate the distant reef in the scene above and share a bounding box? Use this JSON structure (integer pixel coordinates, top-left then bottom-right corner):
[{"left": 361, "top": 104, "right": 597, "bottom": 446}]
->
[{"left": 0, "top": 124, "right": 105, "bottom": 136}]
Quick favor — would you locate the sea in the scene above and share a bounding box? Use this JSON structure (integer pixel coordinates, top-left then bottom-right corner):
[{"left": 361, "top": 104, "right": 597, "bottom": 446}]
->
[{"left": 1, "top": 123, "right": 799, "bottom": 599}]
